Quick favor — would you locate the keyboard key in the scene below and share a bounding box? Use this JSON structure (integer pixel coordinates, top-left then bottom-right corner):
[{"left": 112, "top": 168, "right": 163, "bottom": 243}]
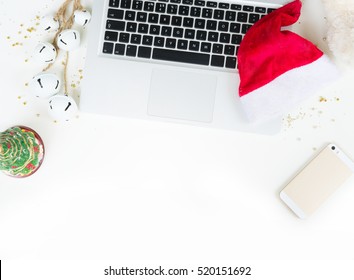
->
[
  {"left": 189, "top": 41, "right": 200, "bottom": 51},
  {"left": 161, "top": 26, "right": 172, "bottom": 36},
  {"left": 121, "top": 0, "right": 132, "bottom": 9},
  {"left": 208, "top": 31, "right": 218, "bottom": 42},
  {"left": 202, "top": 8, "right": 212, "bottom": 18},
  {"left": 119, "top": 32, "right": 130, "bottom": 43},
  {"left": 196, "top": 30, "right": 207, "bottom": 40},
  {"left": 242, "top": 24, "right": 252, "bottom": 34},
  {"left": 184, "top": 29, "right": 195, "bottom": 39},
  {"left": 206, "top": 20, "right": 217, "bottom": 30},
  {"left": 183, "top": 17, "right": 194, "bottom": 27},
  {"left": 190, "top": 7, "right": 201, "bottom": 17},
  {"left": 206, "top": 1, "right": 217, "bottom": 8},
  {"left": 195, "top": 19, "right": 205, "bottom": 29},
  {"left": 138, "top": 23, "right": 149, "bottom": 33},
  {"left": 231, "top": 34, "right": 242, "bottom": 44},
  {"left": 156, "top": 3, "right": 166, "bottom": 13},
  {"left": 218, "top": 21, "right": 228, "bottom": 31},
  {"left": 166, "top": 38, "right": 177, "bottom": 48},
  {"left": 149, "top": 25, "right": 161, "bottom": 35},
  {"left": 142, "top": 35, "right": 153, "bottom": 45},
  {"left": 177, "top": 39, "right": 188, "bottom": 49},
  {"left": 243, "top": 5, "right": 254, "bottom": 12},
  {"left": 138, "top": 46, "right": 152, "bottom": 58},
  {"left": 114, "top": 43, "right": 125, "bottom": 55},
  {"left": 154, "top": 37, "right": 165, "bottom": 47},
  {"left": 132, "top": 0, "right": 143, "bottom": 10},
  {"left": 125, "top": 11, "right": 136, "bottom": 21},
  {"left": 268, "top": 8, "right": 276, "bottom": 13},
  {"left": 136, "top": 12, "right": 147, "bottom": 22},
  {"left": 171, "top": 16, "right": 182, "bottom": 26},
  {"left": 144, "top": 2, "right": 155, "bottom": 11},
  {"left": 219, "top": 2, "right": 229, "bottom": 9},
  {"left": 225, "top": 57, "right": 236, "bottom": 68},
  {"left": 148, "top": 13, "right": 159, "bottom": 23},
  {"left": 173, "top": 27, "right": 183, "bottom": 37},
  {"left": 126, "top": 45, "right": 137, "bottom": 56},
  {"left": 194, "top": 0, "right": 205, "bottom": 6},
  {"left": 160, "top": 14, "right": 171, "bottom": 25},
  {"left": 225, "top": 11, "right": 236, "bottom": 21},
  {"left": 231, "top": 4, "right": 241, "bottom": 10},
  {"left": 104, "top": 31, "right": 118, "bottom": 41},
  {"left": 219, "top": 33, "right": 230, "bottom": 43},
  {"left": 108, "top": 9, "right": 124, "bottom": 19},
  {"left": 201, "top": 42, "right": 211, "bottom": 52},
  {"left": 212, "top": 43, "right": 223, "bottom": 54},
  {"left": 224, "top": 45, "right": 235, "bottom": 55},
  {"left": 109, "top": 0, "right": 119, "bottom": 8},
  {"left": 249, "top": 13, "right": 260, "bottom": 23},
  {"left": 230, "top": 23, "right": 241, "bottom": 33},
  {"left": 103, "top": 42, "right": 114, "bottom": 53},
  {"left": 153, "top": 48, "right": 210, "bottom": 65},
  {"left": 213, "top": 9, "right": 224, "bottom": 20},
  {"left": 170, "top": 0, "right": 181, "bottom": 3},
  {"left": 126, "top": 22, "right": 137, "bottom": 32},
  {"left": 167, "top": 4, "right": 178, "bottom": 14},
  {"left": 255, "top": 7, "right": 266, "bottom": 13},
  {"left": 106, "top": 20, "right": 125, "bottom": 31},
  {"left": 183, "top": 0, "right": 193, "bottom": 4},
  {"left": 178, "top": 5, "right": 189, "bottom": 16},
  {"left": 237, "top": 12, "right": 248, "bottom": 22},
  {"left": 211, "top": 55, "right": 224, "bottom": 67},
  {"left": 131, "top": 34, "right": 142, "bottom": 44}
]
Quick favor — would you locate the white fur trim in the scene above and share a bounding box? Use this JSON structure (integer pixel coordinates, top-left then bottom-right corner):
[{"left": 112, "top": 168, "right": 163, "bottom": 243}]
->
[{"left": 240, "top": 55, "right": 340, "bottom": 123}]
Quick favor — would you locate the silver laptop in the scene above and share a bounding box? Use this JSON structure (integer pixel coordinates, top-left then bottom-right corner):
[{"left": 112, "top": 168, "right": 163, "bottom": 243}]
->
[{"left": 81, "top": 0, "right": 290, "bottom": 134}]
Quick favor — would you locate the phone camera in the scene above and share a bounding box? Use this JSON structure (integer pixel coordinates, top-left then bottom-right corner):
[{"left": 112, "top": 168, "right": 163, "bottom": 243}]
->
[{"left": 332, "top": 146, "right": 336, "bottom": 150}]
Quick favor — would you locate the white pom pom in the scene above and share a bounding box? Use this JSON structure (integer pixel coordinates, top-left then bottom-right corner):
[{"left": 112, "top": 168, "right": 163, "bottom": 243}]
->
[
  {"left": 41, "top": 16, "right": 60, "bottom": 32},
  {"left": 74, "top": 10, "right": 91, "bottom": 27},
  {"left": 48, "top": 94, "right": 78, "bottom": 121},
  {"left": 29, "top": 73, "right": 61, "bottom": 98},
  {"left": 57, "top": 29, "right": 81, "bottom": 51},
  {"left": 33, "top": 42, "right": 57, "bottom": 64}
]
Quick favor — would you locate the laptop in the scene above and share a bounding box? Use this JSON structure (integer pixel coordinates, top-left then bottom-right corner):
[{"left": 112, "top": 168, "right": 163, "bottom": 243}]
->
[{"left": 81, "top": 0, "right": 290, "bottom": 134}]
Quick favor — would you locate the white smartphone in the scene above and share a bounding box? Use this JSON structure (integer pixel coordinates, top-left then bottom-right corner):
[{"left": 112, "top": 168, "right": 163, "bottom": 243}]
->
[{"left": 280, "top": 144, "right": 354, "bottom": 219}]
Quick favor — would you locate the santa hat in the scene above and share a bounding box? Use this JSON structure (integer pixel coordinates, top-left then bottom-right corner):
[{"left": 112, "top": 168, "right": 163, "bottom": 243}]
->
[{"left": 238, "top": 0, "right": 339, "bottom": 123}]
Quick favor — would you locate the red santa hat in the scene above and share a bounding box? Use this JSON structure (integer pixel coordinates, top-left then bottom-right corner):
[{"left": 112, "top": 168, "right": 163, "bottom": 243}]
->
[{"left": 238, "top": 0, "right": 339, "bottom": 123}]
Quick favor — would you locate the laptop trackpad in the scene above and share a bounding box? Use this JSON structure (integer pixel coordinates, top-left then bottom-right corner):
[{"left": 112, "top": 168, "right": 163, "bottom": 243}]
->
[{"left": 147, "top": 68, "right": 217, "bottom": 123}]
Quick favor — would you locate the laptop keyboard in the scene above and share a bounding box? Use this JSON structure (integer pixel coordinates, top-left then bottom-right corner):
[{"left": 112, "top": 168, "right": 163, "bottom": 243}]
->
[{"left": 102, "top": 0, "right": 277, "bottom": 70}]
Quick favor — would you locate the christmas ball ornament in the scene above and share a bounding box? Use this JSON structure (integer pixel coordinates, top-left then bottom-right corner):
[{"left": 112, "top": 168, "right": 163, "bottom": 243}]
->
[
  {"left": 57, "top": 29, "right": 80, "bottom": 51},
  {"left": 29, "top": 73, "right": 61, "bottom": 98},
  {"left": 74, "top": 10, "right": 91, "bottom": 26},
  {"left": 48, "top": 94, "right": 78, "bottom": 121},
  {"left": 0, "top": 126, "right": 45, "bottom": 178},
  {"left": 41, "top": 15, "right": 60, "bottom": 32},
  {"left": 33, "top": 42, "right": 57, "bottom": 64}
]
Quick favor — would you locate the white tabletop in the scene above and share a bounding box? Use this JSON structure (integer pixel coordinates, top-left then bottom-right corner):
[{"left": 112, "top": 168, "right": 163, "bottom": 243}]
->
[{"left": 1, "top": 0, "right": 354, "bottom": 260}]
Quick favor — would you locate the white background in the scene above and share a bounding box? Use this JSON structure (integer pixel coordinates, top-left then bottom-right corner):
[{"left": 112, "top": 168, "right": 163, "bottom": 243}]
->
[{"left": 1, "top": 0, "right": 354, "bottom": 264}]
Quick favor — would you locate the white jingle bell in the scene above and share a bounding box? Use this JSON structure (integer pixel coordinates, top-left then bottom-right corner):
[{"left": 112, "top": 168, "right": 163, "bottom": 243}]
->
[
  {"left": 74, "top": 10, "right": 91, "bottom": 27},
  {"left": 33, "top": 42, "right": 57, "bottom": 64},
  {"left": 41, "top": 15, "right": 60, "bottom": 32},
  {"left": 57, "top": 29, "right": 81, "bottom": 51},
  {"left": 48, "top": 94, "right": 78, "bottom": 121},
  {"left": 29, "top": 73, "right": 61, "bottom": 98}
]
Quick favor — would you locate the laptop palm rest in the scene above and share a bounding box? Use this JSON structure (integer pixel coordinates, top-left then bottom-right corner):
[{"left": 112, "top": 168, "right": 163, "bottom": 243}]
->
[{"left": 147, "top": 68, "right": 217, "bottom": 123}]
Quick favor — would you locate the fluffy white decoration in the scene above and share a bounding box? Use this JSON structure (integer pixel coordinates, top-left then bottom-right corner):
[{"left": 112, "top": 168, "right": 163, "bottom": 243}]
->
[{"left": 322, "top": 0, "right": 354, "bottom": 69}]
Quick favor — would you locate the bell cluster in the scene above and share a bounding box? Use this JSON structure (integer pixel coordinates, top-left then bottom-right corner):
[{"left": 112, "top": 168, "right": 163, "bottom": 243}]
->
[{"left": 30, "top": 9, "right": 91, "bottom": 121}]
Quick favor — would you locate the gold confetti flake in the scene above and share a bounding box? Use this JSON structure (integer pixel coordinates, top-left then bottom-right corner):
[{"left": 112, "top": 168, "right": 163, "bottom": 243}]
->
[
  {"left": 23, "top": 102, "right": 27, "bottom": 106},
  {"left": 18, "top": 96, "right": 22, "bottom": 99},
  {"left": 319, "top": 96, "right": 327, "bottom": 102}
]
